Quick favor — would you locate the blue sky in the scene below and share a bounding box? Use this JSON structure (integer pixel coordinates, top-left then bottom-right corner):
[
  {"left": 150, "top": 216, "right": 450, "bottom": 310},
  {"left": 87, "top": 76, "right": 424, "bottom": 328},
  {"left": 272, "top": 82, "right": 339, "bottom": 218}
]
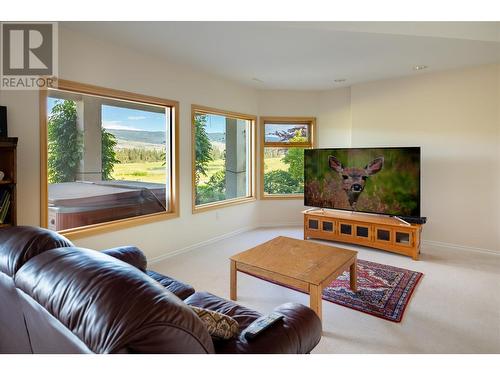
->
[
  {"left": 198, "top": 114, "right": 255, "bottom": 134},
  {"left": 101, "top": 105, "right": 166, "bottom": 132},
  {"left": 47, "top": 98, "right": 167, "bottom": 132},
  {"left": 204, "top": 114, "right": 226, "bottom": 133}
]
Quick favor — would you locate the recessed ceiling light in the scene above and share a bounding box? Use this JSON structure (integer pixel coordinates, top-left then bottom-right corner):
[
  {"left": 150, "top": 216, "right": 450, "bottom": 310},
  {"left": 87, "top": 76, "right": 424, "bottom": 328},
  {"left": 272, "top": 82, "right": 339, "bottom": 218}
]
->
[
  {"left": 334, "top": 79, "right": 346, "bottom": 83},
  {"left": 413, "top": 65, "right": 428, "bottom": 71}
]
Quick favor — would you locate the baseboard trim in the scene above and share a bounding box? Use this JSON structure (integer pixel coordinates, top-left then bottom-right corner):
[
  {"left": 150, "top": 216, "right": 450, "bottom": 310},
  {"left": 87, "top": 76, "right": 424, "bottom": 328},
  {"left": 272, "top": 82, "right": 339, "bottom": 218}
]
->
[
  {"left": 258, "top": 221, "right": 302, "bottom": 228},
  {"left": 148, "top": 222, "right": 499, "bottom": 264},
  {"left": 148, "top": 225, "right": 257, "bottom": 265},
  {"left": 422, "top": 240, "right": 499, "bottom": 256}
]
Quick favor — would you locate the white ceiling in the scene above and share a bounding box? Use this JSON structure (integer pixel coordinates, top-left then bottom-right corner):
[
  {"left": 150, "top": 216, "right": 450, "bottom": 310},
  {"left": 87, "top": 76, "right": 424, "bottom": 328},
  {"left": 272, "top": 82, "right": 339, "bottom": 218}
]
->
[{"left": 63, "top": 22, "right": 500, "bottom": 90}]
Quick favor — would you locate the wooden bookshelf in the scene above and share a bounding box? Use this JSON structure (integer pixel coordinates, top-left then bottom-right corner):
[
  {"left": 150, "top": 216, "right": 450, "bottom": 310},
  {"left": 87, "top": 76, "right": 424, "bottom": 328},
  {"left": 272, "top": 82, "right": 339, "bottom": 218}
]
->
[{"left": 0, "top": 137, "right": 18, "bottom": 227}]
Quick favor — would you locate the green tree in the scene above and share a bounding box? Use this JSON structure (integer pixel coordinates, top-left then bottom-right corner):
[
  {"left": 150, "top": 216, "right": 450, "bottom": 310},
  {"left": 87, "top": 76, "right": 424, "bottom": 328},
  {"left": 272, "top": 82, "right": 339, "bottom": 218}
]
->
[
  {"left": 283, "top": 147, "right": 305, "bottom": 183},
  {"left": 115, "top": 148, "right": 165, "bottom": 163},
  {"left": 196, "top": 170, "right": 226, "bottom": 205},
  {"left": 211, "top": 147, "right": 224, "bottom": 160},
  {"left": 194, "top": 114, "right": 213, "bottom": 185},
  {"left": 196, "top": 185, "right": 226, "bottom": 205},
  {"left": 282, "top": 132, "right": 306, "bottom": 186},
  {"left": 207, "top": 170, "right": 226, "bottom": 193},
  {"left": 264, "top": 170, "right": 300, "bottom": 194},
  {"left": 48, "top": 100, "right": 82, "bottom": 183},
  {"left": 101, "top": 128, "right": 120, "bottom": 180}
]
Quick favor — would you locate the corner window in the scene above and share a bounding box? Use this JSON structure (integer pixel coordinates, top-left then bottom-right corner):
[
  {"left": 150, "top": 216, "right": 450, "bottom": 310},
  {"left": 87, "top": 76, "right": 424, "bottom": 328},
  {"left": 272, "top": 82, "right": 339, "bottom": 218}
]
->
[
  {"left": 192, "top": 105, "right": 255, "bottom": 212},
  {"left": 260, "top": 117, "right": 315, "bottom": 199},
  {"left": 41, "top": 80, "right": 179, "bottom": 237}
]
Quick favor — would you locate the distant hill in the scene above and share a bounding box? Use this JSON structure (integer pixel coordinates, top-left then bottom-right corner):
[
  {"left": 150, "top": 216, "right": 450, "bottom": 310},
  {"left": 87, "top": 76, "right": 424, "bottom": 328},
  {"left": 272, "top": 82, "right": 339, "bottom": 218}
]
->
[
  {"left": 108, "top": 129, "right": 166, "bottom": 145},
  {"left": 107, "top": 129, "right": 226, "bottom": 151},
  {"left": 207, "top": 132, "right": 225, "bottom": 143}
]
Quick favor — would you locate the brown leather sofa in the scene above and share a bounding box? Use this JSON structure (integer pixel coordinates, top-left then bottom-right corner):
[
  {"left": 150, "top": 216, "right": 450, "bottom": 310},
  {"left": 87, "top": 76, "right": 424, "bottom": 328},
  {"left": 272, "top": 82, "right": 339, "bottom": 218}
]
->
[{"left": 0, "top": 226, "right": 322, "bottom": 354}]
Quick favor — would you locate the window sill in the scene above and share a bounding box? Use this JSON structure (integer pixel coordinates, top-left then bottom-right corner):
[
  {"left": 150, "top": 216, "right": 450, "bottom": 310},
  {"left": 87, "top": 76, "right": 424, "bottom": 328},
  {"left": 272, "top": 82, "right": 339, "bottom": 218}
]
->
[
  {"left": 193, "top": 196, "right": 256, "bottom": 214},
  {"left": 59, "top": 210, "right": 179, "bottom": 240}
]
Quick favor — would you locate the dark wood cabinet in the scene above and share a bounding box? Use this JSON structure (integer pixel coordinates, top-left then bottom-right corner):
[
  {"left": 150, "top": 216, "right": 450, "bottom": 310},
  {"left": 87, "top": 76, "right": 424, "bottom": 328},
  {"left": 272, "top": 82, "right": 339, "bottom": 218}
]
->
[{"left": 0, "top": 137, "right": 18, "bottom": 227}]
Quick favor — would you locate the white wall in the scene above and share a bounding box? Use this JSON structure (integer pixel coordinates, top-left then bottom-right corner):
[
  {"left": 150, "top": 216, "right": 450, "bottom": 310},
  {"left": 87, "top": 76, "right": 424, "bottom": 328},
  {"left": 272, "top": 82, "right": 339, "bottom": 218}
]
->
[
  {"left": 498, "top": 65, "right": 500, "bottom": 251},
  {"left": 1, "top": 25, "right": 498, "bottom": 256},
  {"left": 256, "top": 65, "right": 500, "bottom": 252},
  {"left": 256, "top": 90, "right": 319, "bottom": 225},
  {"left": 349, "top": 65, "right": 500, "bottom": 251},
  {"left": 1, "top": 26, "right": 261, "bottom": 259},
  {"left": 317, "top": 87, "right": 352, "bottom": 148}
]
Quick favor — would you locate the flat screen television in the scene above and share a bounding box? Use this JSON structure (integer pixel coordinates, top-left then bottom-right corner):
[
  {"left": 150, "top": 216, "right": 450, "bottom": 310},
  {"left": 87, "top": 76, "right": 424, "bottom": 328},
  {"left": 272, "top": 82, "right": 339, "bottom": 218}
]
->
[{"left": 304, "top": 147, "right": 421, "bottom": 217}]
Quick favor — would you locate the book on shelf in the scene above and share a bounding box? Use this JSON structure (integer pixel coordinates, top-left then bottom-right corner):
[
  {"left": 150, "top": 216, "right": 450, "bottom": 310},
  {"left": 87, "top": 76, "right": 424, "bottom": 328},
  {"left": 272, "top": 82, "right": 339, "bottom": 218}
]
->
[
  {"left": 0, "top": 190, "right": 9, "bottom": 209},
  {"left": 0, "top": 190, "right": 11, "bottom": 224}
]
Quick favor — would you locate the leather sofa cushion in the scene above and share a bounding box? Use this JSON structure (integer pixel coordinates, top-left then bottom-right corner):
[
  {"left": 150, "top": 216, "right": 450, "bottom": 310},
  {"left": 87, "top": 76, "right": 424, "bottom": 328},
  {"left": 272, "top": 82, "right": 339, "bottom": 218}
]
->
[
  {"left": 102, "top": 246, "right": 195, "bottom": 300},
  {"left": 0, "top": 226, "right": 73, "bottom": 276},
  {"left": 102, "top": 246, "right": 147, "bottom": 272},
  {"left": 146, "top": 270, "right": 195, "bottom": 300}
]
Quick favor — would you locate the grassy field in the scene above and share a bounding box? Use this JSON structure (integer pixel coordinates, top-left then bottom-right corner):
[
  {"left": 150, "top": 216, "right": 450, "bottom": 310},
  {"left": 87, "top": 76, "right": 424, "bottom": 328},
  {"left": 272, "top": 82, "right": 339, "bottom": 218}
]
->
[
  {"left": 110, "top": 156, "right": 288, "bottom": 185},
  {"left": 198, "top": 157, "right": 288, "bottom": 185},
  {"left": 264, "top": 157, "right": 287, "bottom": 172},
  {"left": 199, "top": 158, "right": 225, "bottom": 184},
  {"left": 112, "top": 161, "right": 166, "bottom": 184}
]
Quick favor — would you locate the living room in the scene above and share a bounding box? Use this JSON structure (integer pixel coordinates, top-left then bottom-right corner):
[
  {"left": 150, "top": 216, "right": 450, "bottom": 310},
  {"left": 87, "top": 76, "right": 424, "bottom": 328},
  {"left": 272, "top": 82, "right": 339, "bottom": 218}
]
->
[{"left": 1, "top": 1, "right": 499, "bottom": 371}]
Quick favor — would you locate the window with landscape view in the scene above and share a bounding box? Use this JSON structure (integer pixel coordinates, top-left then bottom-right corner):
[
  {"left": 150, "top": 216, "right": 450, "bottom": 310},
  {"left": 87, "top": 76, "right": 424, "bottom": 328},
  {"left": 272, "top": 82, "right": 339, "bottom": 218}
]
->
[
  {"left": 261, "top": 117, "right": 315, "bottom": 198},
  {"left": 43, "top": 82, "right": 178, "bottom": 234},
  {"left": 192, "top": 106, "right": 255, "bottom": 211}
]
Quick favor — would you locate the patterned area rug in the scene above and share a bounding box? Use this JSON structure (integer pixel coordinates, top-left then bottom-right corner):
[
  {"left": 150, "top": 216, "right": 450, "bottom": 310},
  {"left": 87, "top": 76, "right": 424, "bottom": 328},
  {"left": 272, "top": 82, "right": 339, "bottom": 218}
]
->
[
  {"left": 246, "top": 259, "right": 423, "bottom": 323},
  {"left": 322, "top": 259, "right": 423, "bottom": 322}
]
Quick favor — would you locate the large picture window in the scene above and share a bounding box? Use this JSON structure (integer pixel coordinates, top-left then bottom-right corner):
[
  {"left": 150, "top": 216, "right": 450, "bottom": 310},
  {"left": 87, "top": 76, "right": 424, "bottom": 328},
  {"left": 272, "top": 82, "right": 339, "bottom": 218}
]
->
[
  {"left": 40, "top": 80, "right": 179, "bottom": 238},
  {"left": 260, "top": 117, "right": 315, "bottom": 199},
  {"left": 192, "top": 105, "right": 255, "bottom": 212}
]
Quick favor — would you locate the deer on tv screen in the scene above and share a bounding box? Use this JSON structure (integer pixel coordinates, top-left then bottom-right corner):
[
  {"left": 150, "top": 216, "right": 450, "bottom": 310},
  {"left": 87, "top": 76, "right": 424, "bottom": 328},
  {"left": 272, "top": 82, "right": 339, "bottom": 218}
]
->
[{"left": 304, "top": 148, "right": 420, "bottom": 217}]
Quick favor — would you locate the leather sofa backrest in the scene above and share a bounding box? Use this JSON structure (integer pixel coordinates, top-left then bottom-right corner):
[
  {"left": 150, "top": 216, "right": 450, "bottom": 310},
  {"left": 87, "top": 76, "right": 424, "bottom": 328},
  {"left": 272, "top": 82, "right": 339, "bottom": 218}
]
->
[
  {"left": 0, "top": 226, "right": 74, "bottom": 353},
  {"left": 14, "top": 247, "right": 215, "bottom": 354},
  {"left": 0, "top": 226, "right": 74, "bottom": 277}
]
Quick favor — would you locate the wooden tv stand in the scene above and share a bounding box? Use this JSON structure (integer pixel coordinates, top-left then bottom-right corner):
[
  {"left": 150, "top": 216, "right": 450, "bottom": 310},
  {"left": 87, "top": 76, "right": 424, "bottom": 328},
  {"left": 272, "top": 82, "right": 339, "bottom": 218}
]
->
[{"left": 303, "top": 209, "right": 424, "bottom": 260}]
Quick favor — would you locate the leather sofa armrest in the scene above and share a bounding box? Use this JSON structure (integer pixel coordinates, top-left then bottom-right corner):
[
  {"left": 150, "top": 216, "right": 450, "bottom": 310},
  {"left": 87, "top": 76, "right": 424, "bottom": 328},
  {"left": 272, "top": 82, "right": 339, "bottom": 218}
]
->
[
  {"left": 264, "top": 302, "right": 322, "bottom": 353},
  {"left": 102, "top": 246, "right": 147, "bottom": 272},
  {"left": 225, "top": 302, "right": 321, "bottom": 354},
  {"left": 184, "top": 292, "right": 322, "bottom": 353},
  {"left": 146, "top": 270, "right": 195, "bottom": 300}
]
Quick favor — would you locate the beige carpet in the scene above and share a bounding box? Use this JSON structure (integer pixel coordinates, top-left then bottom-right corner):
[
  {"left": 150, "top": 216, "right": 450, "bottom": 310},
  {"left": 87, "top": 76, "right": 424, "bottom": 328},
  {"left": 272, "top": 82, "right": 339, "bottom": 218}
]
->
[{"left": 150, "top": 227, "right": 500, "bottom": 353}]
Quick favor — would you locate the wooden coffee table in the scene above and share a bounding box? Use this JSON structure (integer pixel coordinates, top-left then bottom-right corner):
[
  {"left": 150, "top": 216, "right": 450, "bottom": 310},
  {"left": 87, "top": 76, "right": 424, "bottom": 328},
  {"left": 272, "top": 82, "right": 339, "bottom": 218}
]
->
[{"left": 230, "top": 236, "right": 358, "bottom": 321}]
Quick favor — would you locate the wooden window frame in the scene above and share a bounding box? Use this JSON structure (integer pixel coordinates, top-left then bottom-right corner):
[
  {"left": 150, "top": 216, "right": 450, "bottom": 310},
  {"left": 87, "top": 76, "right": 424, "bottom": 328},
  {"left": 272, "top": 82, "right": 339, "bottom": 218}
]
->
[
  {"left": 191, "top": 105, "right": 256, "bottom": 214},
  {"left": 39, "top": 78, "right": 180, "bottom": 240},
  {"left": 260, "top": 116, "right": 315, "bottom": 200}
]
